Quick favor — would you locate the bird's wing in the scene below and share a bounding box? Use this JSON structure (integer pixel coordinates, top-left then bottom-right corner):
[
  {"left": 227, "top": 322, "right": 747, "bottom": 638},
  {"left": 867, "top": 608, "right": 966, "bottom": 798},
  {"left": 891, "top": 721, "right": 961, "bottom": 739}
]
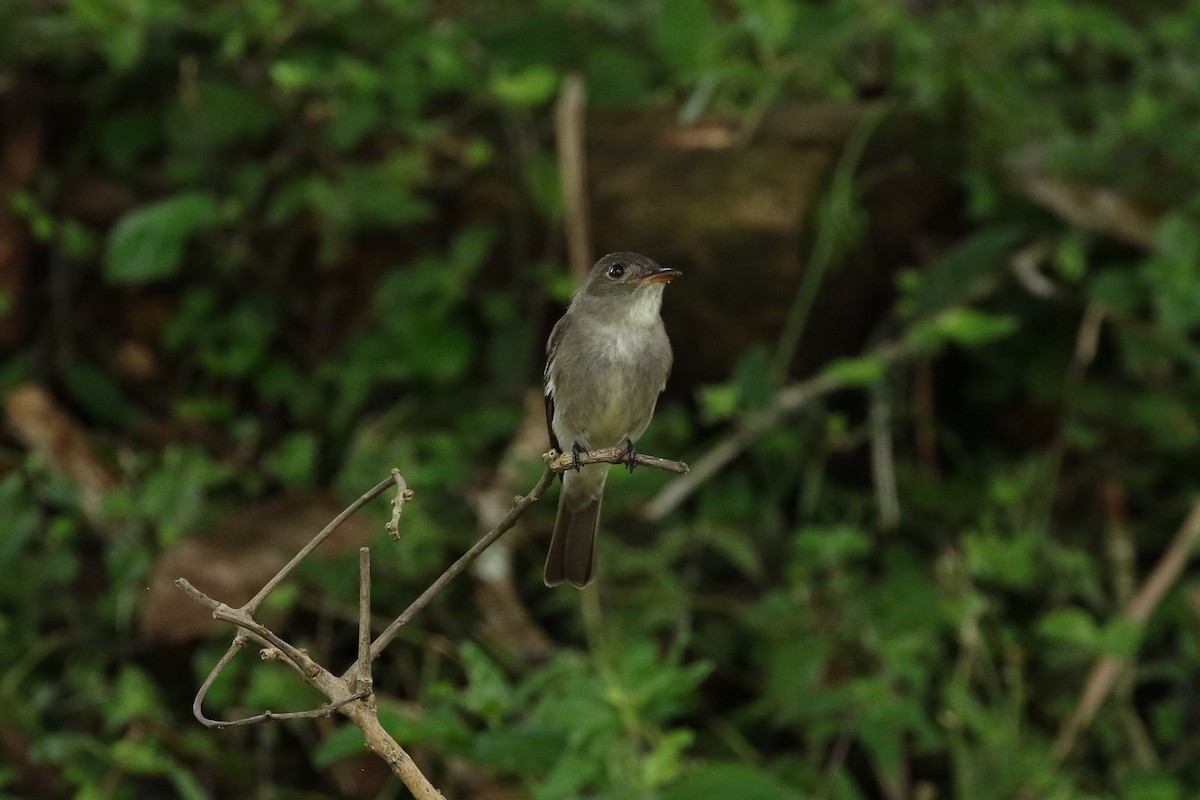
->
[{"left": 543, "top": 314, "right": 570, "bottom": 454}]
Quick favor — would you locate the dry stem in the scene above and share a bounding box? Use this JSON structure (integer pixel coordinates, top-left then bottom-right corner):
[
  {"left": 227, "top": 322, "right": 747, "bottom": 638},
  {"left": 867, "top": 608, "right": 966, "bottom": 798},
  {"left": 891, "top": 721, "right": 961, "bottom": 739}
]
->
[
  {"left": 1052, "top": 498, "right": 1200, "bottom": 761},
  {"left": 177, "top": 451, "right": 687, "bottom": 798}
]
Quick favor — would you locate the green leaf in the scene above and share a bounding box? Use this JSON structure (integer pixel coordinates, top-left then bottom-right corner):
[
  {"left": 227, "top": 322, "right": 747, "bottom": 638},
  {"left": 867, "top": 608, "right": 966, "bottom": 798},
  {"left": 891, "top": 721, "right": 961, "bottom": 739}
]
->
[
  {"left": 1119, "top": 771, "right": 1183, "bottom": 800},
  {"left": 105, "top": 666, "right": 166, "bottom": 732},
  {"left": 1100, "top": 617, "right": 1144, "bottom": 659},
  {"left": 1054, "top": 231, "right": 1089, "bottom": 281},
  {"left": 491, "top": 65, "right": 558, "bottom": 107},
  {"left": 792, "top": 524, "right": 872, "bottom": 573},
  {"left": 167, "top": 763, "right": 211, "bottom": 800},
  {"left": 470, "top": 725, "right": 564, "bottom": 772},
  {"left": 963, "top": 529, "right": 1039, "bottom": 589},
  {"left": 587, "top": 45, "right": 652, "bottom": 105},
  {"left": 1036, "top": 607, "right": 1099, "bottom": 650},
  {"left": 104, "top": 193, "right": 220, "bottom": 283},
  {"left": 61, "top": 360, "right": 135, "bottom": 428},
  {"left": 313, "top": 725, "right": 367, "bottom": 767},
  {"left": 378, "top": 703, "right": 472, "bottom": 749},
  {"left": 663, "top": 762, "right": 801, "bottom": 800},
  {"left": 694, "top": 524, "right": 763, "bottom": 579},
  {"left": 649, "top": 0, "right": 724, "bottom": 76},
  {"left": 1145, "top": 214, "right": 1200, "bottom": 329},
  {"left": 1088, "top": 267, "right": 1143, "bottom": 312},
  {"left": 264, "top": 431, "right": 319, "bottom": 487},
  {"left": 899, "top": 227, "right": 1025, "bottom": 318},
  {"left": 459, "top": 642, "right": 514, "bottom": 726},
  {"left": 111, "top": 738, "right": 173, "bottom": 774},
  {"left": 909, "top": 308, "right": 1018, "bottom": 349},
  {"left": 697, "top": 383, "right": 740, "bottom": 424},
  {"left": 822, "top": 354, "right": 887, "bottom": 386},
  {"left": 642, "top": 728, "right": 694, "bottom": 788}
]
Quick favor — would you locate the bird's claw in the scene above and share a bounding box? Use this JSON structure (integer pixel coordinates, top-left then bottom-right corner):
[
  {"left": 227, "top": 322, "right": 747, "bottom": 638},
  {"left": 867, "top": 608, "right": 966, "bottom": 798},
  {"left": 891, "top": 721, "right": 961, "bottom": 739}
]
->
[
  {"left": 622, "top": 438, "right": 638, "bottom": 473},
  {"left": 570, "top": 442, "right": 584, "bottom": 472}
]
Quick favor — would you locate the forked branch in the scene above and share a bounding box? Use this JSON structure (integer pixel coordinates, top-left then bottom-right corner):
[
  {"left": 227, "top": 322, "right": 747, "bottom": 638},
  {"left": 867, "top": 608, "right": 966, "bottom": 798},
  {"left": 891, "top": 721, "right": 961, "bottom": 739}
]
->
[{"left": 177, "top": 450, "right": 687, "bottom": 799}]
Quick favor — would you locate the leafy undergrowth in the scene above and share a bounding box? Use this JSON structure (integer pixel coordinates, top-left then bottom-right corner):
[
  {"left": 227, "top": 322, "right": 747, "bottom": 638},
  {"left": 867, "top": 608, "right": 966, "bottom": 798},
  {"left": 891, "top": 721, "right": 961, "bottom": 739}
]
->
[{"left": 3, "top": 2, "right": 1200, "bottom": 799}]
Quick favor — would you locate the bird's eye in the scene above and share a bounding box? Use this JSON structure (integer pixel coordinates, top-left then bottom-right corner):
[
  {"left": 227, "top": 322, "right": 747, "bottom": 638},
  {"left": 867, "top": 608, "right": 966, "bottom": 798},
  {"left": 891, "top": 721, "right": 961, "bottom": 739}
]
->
[{"left": 607, "top": 263, "right": 626, "bottom": 279}]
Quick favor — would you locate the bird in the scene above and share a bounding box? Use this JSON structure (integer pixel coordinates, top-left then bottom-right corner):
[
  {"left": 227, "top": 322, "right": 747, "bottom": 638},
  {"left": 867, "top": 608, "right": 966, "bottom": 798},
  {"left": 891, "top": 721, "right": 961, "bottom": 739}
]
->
[{"left": 543, "top": 251, "right": 681, "bottom": 588}]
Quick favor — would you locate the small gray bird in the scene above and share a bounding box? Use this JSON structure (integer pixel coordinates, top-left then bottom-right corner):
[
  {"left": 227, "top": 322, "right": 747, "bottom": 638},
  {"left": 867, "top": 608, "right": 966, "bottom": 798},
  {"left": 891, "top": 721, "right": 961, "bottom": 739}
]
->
[{"left": 543, "top": 252, "right": 681, "bottom": 588}]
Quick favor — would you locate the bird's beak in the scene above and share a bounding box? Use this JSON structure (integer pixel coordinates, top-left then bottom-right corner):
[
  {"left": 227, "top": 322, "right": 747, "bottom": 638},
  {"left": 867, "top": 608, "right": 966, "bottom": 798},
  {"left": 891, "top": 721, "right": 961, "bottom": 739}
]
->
[{"left": 638, "top": 266, "right": 683, "bottom": 285}]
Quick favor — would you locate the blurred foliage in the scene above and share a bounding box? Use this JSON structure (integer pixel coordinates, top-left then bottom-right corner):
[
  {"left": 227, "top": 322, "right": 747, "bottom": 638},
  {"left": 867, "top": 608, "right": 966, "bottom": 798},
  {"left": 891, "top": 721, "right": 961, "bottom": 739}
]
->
[{"left": 3, "top": 0, "right": 1200, "bottom": 799}]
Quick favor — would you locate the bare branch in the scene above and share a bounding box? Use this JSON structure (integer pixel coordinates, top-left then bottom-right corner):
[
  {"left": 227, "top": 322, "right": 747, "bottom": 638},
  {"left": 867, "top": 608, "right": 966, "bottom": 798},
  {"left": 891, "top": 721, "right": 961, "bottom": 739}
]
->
[
  {"left": 351, "top": 451, "right": 686, "bottom": 670},
  {"left": 1007, "top": 159, "right": 1160, "bottom": 250},
  {"left": 869, "top": 383, "right": 899, "bottom": 530},
  {"left": 180, "top": 456, "right": 685, "bottom": 794},
  {"left": 340, "top": 700, "right": 445, "bottom": 800},
  {"left": 192, "top": 638, "right": 249, "bottom": 728},
  {"left": 357, "top": 547, "right": 373, "bottom": 695},
  {"left": 385, "top": 469, "right": 414, "bottom": 540},
  {"left": 358, "top": 468, "right": 559, "bottom": 665},
  {"left": 245, "top": 473, "right": 399, "bottom": 614},
  {"left": 1052, "top": 498, "right": 1200, "bottom": 761},
  {"left": 544, "top": 446, "right": 690, "bottom": 475},
  {"left": 176, "top": 469, "right": 455, "bottom": 798},
  {"left": 176, "top": 578, "right": 318, "bottom": 677}
]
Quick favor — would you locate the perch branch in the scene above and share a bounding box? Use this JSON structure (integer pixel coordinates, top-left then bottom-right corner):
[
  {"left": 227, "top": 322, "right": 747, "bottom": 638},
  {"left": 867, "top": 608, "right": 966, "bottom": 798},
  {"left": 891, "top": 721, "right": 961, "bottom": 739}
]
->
[
  {"left": 545, "top": 446, "right": 690, "bottom": 475},
  {"left": 1052, "top": 498, "right": 1200, "bottom": 761},
  {"left": 181, "top": 452, "right": 684, "bottom": 796},
  {"left": 348, "top": 449, "right": 687, "bottom": 671},
  {"left": 357, "top": 467, "right": 557, "bottom": 665}
]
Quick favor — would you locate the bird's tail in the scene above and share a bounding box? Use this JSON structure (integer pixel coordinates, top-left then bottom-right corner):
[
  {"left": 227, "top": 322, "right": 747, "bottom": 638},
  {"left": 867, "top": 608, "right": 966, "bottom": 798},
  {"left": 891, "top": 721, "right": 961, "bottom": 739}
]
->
[{"left": 544, "top": 467, "right": 608, "bottom": 588}]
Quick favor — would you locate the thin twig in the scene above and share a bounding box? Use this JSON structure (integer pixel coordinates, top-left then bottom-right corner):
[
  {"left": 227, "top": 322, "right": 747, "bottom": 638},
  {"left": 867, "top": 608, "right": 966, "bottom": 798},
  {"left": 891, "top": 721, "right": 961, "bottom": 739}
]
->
[
  {"left": 347, "top": 450, "right": 686, "bottom": 672},
  {"left": 177, "top": 471, "right": 445, "bottom": 798},
  {"left": 869, "top": 382, "right": 900, "bottom": 530},
  {"left": 181, "top": 456, "right": 686, "bottom": 792},
  {"left": 386, "top": 469, "right": 414, "bottom": 540},
  {"left": 555, "top": 72, "right": 592, "bottom": 282},
  {"left": 1052, "top": 498, "right": 1200, "bottom": 761},
  {"left": 177, "top": 579, "right": 318, "bottom": 677},
  {"left": 359, "top": 468, "right": 558, "bottom": 665},
  {"left": 245, "top": 474, "right": 398, "bottom": 614},
  {"left": 187, "top": 633, "right": 364, "bottom": 730},
  {"left": 1100, "top": 476, "right": 1159, "bottom": 767},
  {"left": 357, "top": 547, "right": 373, "bottom": 695},
  {"left": 192, "top": 638, "right": 248, "bottom": 727},
  {"left": 1006, "top": 154, "right": 1160, "bottom": 250}
]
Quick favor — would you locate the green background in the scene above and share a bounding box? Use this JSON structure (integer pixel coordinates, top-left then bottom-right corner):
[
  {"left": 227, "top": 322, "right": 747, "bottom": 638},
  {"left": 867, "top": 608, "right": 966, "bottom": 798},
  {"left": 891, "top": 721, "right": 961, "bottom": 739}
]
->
[{"left": 2, "top": 1, "right": 1200, "bottom": 798}]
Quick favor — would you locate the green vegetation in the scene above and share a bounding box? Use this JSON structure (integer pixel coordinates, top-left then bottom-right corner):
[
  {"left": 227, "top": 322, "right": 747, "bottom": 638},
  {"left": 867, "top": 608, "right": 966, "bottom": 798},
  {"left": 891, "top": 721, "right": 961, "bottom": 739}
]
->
[{"left": 3, "top": 1, "right": 1200, "bottom": 798}]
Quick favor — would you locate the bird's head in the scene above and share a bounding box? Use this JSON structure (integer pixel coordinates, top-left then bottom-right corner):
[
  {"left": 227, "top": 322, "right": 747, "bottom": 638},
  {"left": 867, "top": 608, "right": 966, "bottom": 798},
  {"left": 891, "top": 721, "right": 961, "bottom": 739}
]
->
[{"left": 574, "top": 253, "right": 682, "bottom": 324}]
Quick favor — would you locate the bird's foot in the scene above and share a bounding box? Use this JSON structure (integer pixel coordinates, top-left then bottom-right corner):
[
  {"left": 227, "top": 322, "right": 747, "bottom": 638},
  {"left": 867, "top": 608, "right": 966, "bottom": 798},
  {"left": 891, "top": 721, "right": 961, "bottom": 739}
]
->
[
  {"left": 571, "top": 442, "right": 584, "bottom": 472},
  {"left": 622, "top": 438, "right": 638, "bottom": 473}
]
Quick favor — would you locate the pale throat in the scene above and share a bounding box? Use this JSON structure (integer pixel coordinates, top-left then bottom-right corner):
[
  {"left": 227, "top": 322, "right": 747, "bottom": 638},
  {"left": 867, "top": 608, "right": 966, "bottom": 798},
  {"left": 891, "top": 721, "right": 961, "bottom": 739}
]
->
[
  {"left": 620, "top": 285, "right": 666, "bottom": 327},
  {"left": 591, "top": 285, "right": 665, "bottom": 363}
]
